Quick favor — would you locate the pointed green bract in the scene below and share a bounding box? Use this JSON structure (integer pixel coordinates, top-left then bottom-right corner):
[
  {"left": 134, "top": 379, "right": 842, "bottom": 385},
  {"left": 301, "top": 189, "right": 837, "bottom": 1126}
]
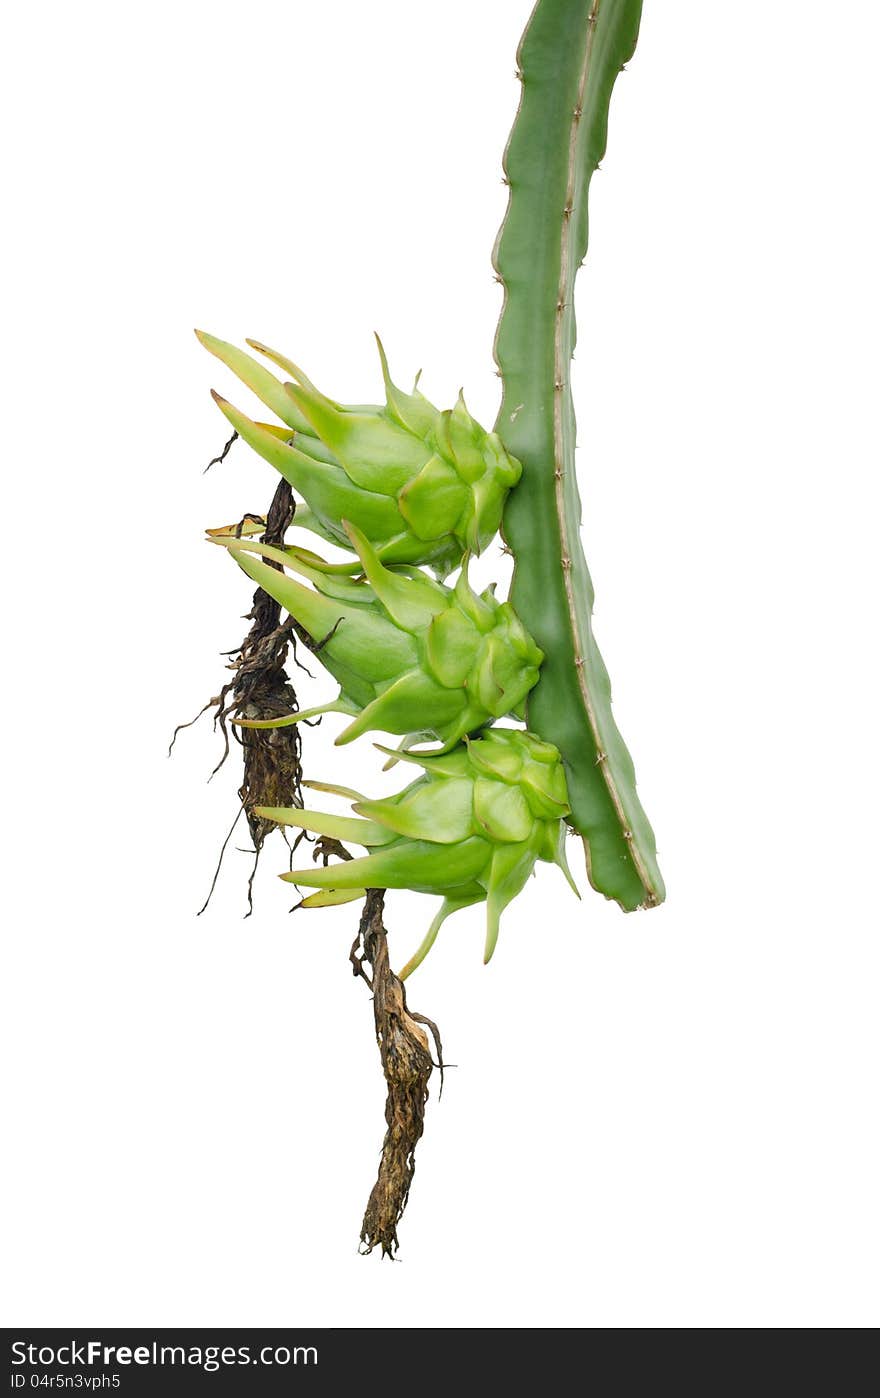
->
[
  {"left": 276, "top": 729, "right": 577, "bottom": 968},
  {"left": 299, "top": 888, "right": 367, "bottom": 909},
  {"left": 345, "top": 521, "right": 447, "bottom": 631},
  {"left": 398, "top": 893, "right": 485, "bottom": 982},
  {"left": 285, "top": 385, "right": 430, "bottom": 492},
  {"left": 196, "top": 330, "right": 315, "bottom": 434},
  {"left": 338, "top": 672, "right": 463, "bottom": 745},
  {"left": 374, "top": 334, "right": 438, "bottom": 440},
  {"left": 302, "top": 778, "right": 368, "bottom": 802},
  {"left": 253, "top": 806, "right": 395, "bottom": 847},
  {"left": 285, "top": 836, "right": 492, "bottom": 895},
  {"left": 354, "top": 777, "right": 474, "bottom": 845},
  {"left": 484, "top": 841, "right": 537, "bottom": 964}
]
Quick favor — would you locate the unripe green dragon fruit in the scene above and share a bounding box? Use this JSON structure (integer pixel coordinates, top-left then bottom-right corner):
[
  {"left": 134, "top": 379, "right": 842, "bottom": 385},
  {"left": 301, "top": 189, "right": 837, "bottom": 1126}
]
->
[
  {"left": 198, "top": 330, "right": 521, "bottom": 576},
  {"left": 255, "top": 729, "right": 578, "bottom": 969},
  {"left": 215, "top": 520, "right": 543, "bottom": 751}
]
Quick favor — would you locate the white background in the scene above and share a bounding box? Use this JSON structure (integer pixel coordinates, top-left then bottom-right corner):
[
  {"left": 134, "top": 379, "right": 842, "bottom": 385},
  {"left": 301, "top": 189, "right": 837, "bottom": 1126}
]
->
[{"left": 2, "top": 1, "right": 878, "bottom": 1329}]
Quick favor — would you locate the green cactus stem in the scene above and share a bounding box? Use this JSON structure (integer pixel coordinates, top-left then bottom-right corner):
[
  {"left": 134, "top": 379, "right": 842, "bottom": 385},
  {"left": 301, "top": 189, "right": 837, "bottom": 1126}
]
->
[
  {"left": 258, "top": 729, "right": 578, "bottom": 967},
  {"left": 198, "top": 331, "right": 521, "bottom": 577},
  {"left": 212, "top": 520, "right": 544, "bottom": 751},
  {"left": 492, "top": 0, "right": 664, "bottom": 911}
]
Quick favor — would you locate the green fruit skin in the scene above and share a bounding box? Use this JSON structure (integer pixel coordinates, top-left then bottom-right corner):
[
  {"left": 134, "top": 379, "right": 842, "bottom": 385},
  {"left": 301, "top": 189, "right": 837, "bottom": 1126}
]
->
[
  {"left": 219, "top": 522, "right": 544, "bottom": 751},
  {"left": 264, "top": 729, "right": 577, "bottom": 963},
  {"left": 199, "top": 330, "right": 521, "bottom": 578}
]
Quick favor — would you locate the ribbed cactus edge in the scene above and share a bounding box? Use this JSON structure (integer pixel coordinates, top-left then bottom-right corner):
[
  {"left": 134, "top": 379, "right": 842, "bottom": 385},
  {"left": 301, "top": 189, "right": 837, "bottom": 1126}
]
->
[{"left": 492, "top": 0, "right": 665, "bottom": 911}]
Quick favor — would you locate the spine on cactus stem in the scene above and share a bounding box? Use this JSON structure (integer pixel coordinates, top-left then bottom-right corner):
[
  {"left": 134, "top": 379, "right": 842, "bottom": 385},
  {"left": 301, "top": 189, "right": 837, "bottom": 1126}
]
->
[{"left": 492, "top": 0, "right": 665, "bottom": 911}]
